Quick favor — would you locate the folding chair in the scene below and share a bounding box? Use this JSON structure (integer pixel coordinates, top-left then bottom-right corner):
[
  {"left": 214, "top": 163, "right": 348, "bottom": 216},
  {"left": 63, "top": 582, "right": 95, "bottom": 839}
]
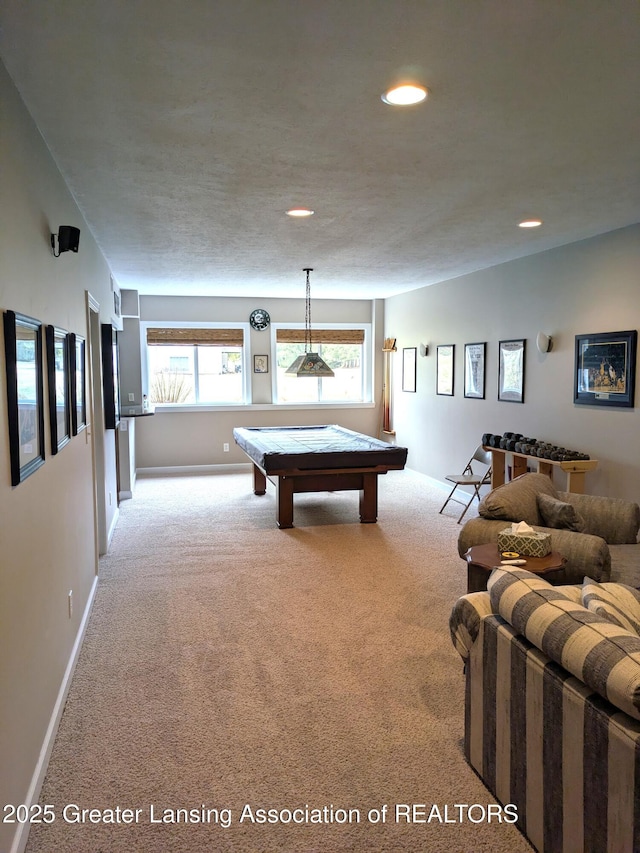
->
[{"left": 439, "top": 445, "right": 492, "bottom": 523}]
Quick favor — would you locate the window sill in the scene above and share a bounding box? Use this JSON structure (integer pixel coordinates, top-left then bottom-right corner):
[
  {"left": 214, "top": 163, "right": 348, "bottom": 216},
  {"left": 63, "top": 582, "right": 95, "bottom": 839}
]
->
[{"left": 152, "top": 401, "right": 375, "bottom": 414}]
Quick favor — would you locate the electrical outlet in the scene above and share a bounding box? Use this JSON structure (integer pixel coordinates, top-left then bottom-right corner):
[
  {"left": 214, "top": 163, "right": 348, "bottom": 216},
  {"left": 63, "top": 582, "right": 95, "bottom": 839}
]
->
[
  {"left": 223, "top": 443, "right": 230, "bottom": 452},
  {"left": 128, "top": 392, "right": 135, "bottom": 402},
  {"left": 68, "top": 590, "right": 73, "bottom": 619}
]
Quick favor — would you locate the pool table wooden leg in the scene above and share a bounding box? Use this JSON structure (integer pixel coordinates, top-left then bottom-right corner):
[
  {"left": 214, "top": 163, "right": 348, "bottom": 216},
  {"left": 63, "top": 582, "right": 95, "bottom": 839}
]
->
[
  {"left": 359, "top": 472, "right": 378, "bottom": 523},
  {"left": 252, "top": 464, "right": 266, "bottom": 495},
  {"left": 276, "top": 476, "right": 294, "bottom": 529}
]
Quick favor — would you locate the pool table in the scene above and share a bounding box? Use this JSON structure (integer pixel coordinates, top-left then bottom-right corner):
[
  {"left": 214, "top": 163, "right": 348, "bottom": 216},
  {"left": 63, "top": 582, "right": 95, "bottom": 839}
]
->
[{"left": 233, "top": 425, "right": 408, "bottom": 528}]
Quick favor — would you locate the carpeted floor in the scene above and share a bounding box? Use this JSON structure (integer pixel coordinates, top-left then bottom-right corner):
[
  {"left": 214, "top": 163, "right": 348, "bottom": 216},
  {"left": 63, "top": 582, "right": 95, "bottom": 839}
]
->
[{"left": 25, "top": 468, "right": 533, "bottom": 852}]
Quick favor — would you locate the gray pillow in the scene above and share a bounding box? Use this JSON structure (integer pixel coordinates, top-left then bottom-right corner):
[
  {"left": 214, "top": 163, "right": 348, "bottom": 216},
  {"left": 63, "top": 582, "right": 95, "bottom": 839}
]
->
[
  {"left": 537, "top": 493, "right": 587, "bottom": 532},
  {"left": 478, "top": 472, "right": 559, "bottom": 526}
]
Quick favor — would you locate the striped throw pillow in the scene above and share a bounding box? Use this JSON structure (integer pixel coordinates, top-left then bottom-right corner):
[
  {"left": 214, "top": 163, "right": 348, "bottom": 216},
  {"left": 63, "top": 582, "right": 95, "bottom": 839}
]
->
[
  {"left": 488, "top": 566, "right": 640, "bottom": 720},
  {"left": 582, "top": 579, "right": 640, "bottom": 636}
]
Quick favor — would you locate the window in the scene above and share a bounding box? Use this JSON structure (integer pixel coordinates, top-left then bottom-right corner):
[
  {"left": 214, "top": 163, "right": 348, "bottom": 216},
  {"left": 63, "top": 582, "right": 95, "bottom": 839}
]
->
[
  {"left": 145, "top": 326, "right": 246, "bottom": 404},
  {"left": 169, "top": 355, "right": 189, "bottom": 372},
  {"left": 275, "top": 327, "right": 369, "bottom": 403}
]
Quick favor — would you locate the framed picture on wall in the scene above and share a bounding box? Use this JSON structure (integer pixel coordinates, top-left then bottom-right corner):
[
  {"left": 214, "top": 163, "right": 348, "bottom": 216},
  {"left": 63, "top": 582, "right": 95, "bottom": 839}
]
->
[
  {"left": 45, "top": 325, "right": 71, "bottom": 454},
  {"left": 498, "top": 339, "right": 526, "bottom": 403},
  {"left": 464, "top": 342, "right": 485, "bottom": 399},
  {"left": 574, "top": 329, "right": 637, "bottom": 408},
  {"left": 253, "top": 354, "right": 269, "bottom": 373},
  {"left": 101, "top": 324, "right": 120, "bottom": 430},
  {"left": 436, "top": 344, "right": 455, "bottom": 396},
  {"left": 402, "top": 347, "right": 417, "bottom": 392},
  {"left": 69, "top": 333, "right": 87, "bottom": 434},
  {"left": 3, "top": 310, "right": 46, "bottom": 486}
]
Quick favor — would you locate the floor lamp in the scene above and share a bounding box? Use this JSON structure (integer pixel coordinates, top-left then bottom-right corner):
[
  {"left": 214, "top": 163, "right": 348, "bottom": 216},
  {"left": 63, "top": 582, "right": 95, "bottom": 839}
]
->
[{"left": 381, "top": 337, "right": 397, "bottom": 436}]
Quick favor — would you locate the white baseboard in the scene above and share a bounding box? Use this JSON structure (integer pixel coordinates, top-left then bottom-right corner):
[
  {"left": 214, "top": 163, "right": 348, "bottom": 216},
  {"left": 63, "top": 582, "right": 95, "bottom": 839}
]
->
[
  {"left": 119, "top": 469, "right": 136, "bottom": 499},
  {"left": 405, "top": 467, "right": 451, "bottom": 494},
  {"left": 106, "top": 505, "right": 119, "bottom": 549},
  {"left": 137, "top": 465, "right": 454, "bottom": 491},
  {"left": 137, "top": 462, "right": 252, "bottom": 478},
  {"left": 405, "top": 467, "right": 484, "bottom": 510},
  {"left": 10, "top": 576, "right": 98, "bottom": 853}
]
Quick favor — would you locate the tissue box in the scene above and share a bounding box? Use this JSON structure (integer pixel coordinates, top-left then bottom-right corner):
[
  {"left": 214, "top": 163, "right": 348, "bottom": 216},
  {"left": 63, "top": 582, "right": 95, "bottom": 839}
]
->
[{"left": 497, "top": 529, "right": 552, "bottom": 557}]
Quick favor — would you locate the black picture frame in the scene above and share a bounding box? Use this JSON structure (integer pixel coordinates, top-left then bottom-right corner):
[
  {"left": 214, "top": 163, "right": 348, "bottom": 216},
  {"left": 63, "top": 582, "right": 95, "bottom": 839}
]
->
[
  {"left": 574, "top": 330, "right": 637, "bottom": 408},
  {"left": 464, "top": 342, "right": 485, "bottom": 399},
  {"left": 498, "top": 339, "right": 526, "bottom": 403},
  {"left": 101, "top": 323, "right": 120, "bottom": 429},
  {"left": 69, "top": 333, "right": 87, "bottom": 435},
  {"left": 3, "top": 310, "right": 46, "bottom": 486},
  {"left": 402, "top": 347, "right": 417, "bottom": 392},
  {"left": 436, "top": 344, "right": 455, "bottom": 396},
  {"left": 45, "top": 325, "right": 71, "bottom": 454},
  {"left": 253, "top": 354, "right": 269, "bottom": 373}
]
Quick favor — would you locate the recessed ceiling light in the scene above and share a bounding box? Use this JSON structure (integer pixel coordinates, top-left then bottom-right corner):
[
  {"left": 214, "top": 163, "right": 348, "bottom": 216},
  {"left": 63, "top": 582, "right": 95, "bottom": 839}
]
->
[
  {"left": 381, "top": 84, "right": 428, "bottom": 106},
  {"left": 518, "top": 219, "right": 543, "bottom": 228},
  {"left": 286, "top": 208, "right": 315, "bottom": 217}
]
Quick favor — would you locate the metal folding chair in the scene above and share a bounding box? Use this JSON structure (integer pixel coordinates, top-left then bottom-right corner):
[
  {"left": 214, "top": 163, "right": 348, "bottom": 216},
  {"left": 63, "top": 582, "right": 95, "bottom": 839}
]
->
[{"left": 439, "top": 445, "right": 492, "bottom": 523}]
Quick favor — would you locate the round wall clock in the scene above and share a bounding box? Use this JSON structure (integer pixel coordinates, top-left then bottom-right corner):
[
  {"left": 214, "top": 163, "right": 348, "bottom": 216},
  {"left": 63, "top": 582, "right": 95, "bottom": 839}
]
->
[{"left": 249, "top": 309, "right": 270, "bottom": 331}]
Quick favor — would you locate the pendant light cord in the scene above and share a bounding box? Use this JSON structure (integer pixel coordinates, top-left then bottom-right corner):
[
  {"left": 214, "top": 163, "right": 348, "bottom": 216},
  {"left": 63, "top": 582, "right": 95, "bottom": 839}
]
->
[{"left": 304, "top": 267, "right": 313, "bottom": 353}]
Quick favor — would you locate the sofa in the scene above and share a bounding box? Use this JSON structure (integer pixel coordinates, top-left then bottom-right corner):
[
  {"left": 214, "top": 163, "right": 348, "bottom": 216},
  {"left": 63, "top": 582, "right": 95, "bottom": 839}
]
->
[
  {"left": 450, "top": 565, "right": 640, "bottom": 853},
  {"left": 457, "top": 472, "right": 640, "bottom": 586}
]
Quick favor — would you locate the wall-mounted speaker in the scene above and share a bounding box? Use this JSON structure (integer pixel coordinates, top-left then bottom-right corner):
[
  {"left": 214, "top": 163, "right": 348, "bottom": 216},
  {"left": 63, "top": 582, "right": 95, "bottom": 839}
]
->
[{"left": 51, "top": 226, "right": 81, "bottom": 256}]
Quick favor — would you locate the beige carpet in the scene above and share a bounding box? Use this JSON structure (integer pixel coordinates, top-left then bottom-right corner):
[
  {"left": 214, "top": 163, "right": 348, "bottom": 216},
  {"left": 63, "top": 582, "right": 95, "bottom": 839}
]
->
[{"left": 26, "top": 468, "right": 533, "bottom": 853}]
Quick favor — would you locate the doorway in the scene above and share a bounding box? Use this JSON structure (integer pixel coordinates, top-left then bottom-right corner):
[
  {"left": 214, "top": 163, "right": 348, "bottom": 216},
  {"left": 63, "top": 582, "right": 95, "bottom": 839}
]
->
[{"left": 86, "top": 293, "right": 108, "bottom": 558}]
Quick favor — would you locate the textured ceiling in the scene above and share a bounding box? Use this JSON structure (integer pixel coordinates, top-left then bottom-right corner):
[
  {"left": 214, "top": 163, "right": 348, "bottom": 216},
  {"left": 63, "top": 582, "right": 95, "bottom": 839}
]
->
[{"left": 1, "top": 1, "right": 639, "bottom": 300}]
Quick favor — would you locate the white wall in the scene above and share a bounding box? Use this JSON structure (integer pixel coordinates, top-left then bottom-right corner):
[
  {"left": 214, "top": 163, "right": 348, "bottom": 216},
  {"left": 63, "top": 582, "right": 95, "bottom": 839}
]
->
[
  {"left": 0, "top": 62, "right": 117, "bottom": 853},
  {"left": 134, "top": 295, "right": 385, "bottom": 469},
  {"left": 385, "top": 225, "right": 640, "bottom": 502}
]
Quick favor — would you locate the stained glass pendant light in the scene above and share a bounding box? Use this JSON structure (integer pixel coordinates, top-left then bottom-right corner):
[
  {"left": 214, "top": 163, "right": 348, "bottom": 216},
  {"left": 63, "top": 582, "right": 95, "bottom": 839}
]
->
[{"left": 286, "top": 268, "right": 335, "bottom": 377}]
